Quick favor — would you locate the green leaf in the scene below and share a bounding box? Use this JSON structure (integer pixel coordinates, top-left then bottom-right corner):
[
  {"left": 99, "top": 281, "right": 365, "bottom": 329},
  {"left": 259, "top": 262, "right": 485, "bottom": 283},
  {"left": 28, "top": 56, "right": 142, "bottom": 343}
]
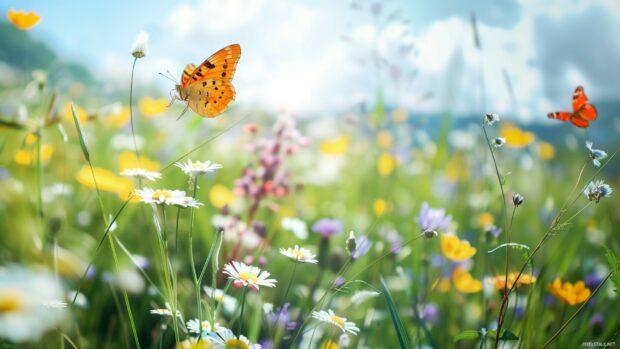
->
[
  {"left": 379, "top": 276, "right": 411, "bottom": 348},
  {"left": 602, "top": 245, "right": 620, "bottom": 293},
  {"left": 454, "top": 330, "right": 481, "bottom": 342},
  {"left": 70, "top": 102, "right": 90, "bottom": 162},
  {"left": 0, "top": 118, "right": 25, "bottom": 130},
  {"left": 487, "top": 329, "right": 519, "bottom": 341},
  {"left": 488, "top": 242, "right": 531, "bottom": 254}
]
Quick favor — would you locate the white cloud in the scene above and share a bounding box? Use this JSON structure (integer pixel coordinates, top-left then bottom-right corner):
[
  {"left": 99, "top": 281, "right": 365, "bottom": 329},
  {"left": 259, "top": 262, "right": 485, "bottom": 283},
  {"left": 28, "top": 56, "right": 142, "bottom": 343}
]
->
[
  {"left": 153, "top": 0, "right": 620, "bottom": 120},
  {"left": 168, "top": 0, "right": 266, "bottom": 39}
]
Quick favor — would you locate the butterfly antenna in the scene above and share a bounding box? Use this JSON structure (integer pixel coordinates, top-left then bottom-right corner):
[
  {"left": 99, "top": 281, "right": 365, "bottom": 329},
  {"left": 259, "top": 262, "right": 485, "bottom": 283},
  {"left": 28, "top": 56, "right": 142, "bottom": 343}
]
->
[
  {"left": 166, "top": 70, "right": 177, "bottom": 81},
  {"left": 158, "top": 72, "right": 176, "bottom": 83}
]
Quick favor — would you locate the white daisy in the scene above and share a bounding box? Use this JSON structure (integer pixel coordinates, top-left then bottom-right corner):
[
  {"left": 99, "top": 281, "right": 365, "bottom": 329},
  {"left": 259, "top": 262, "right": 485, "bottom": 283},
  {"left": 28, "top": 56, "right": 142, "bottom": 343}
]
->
[
  {"left": 175, "top": 160, "right": 223, "bottom": 177},
  {"left": 223, "top": 261, "right": 277, "bottom": 291},
  {"left": 150, "top": 302, "right": 182, "bottom": 318},
  {"left": 0, "top": 266, "right": 66, "bottom": 342},
  {"left": 203, "top": 286, "right": 238, "bottom": 314},
  {"left": 186, "top": 318, "right": 222, "bottom": 334},
  {"left": 135, "top": 188, "right": 203, "bottom": 208},
  {"left": 120, "top": 168, "right": 162, "bottom": 181},
  {"left": 205, "top": 328, "right": 261, "bottom": 349},
  {"left": 130, "top": 31, "right": 149, "bottom": 58},
  {"left": 312, "top": 309, "right": 360, "bottom": 335},
  {"left": 279, "top": 245, "right": 318, "bottom": 264}
]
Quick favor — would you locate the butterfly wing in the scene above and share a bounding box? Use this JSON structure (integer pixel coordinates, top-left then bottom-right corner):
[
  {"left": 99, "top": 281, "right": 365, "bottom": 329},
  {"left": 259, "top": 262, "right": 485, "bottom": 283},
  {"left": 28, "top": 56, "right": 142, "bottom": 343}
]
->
[
  {"left": 186, "top": 79, "right": 236, "bottom": 118},
  {"left": 569, "top": 115, "right": 590, "bottom": 128},
  {"left": 181, "top": 64, "right": 196, "bottom": 87},
  {"left": 547, "top": 111, "right": 572, "bottom": 122},
  {"left": 548, "top": 85, "right": 597, "bottom": 128},
  {"left": 183, "top": 44, "right": 241, "bottom": 87},
  {"left": 571, "top": 85, "right": 588, "bottom": 112},
  {"left": 180, "top": 44, "right": 241, "bottom": 118}
]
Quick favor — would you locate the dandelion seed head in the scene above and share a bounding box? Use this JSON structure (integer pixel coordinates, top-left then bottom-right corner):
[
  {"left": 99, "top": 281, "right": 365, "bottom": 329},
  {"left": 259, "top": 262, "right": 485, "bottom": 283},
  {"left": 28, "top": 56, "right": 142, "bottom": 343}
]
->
[{"left": 131, "top": 31, "right": 149, "bottom": 58}]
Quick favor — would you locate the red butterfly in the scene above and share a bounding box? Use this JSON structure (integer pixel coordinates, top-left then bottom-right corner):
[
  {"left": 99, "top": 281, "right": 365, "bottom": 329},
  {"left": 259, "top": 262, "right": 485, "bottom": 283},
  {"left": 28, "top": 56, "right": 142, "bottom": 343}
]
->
[{"left": 547, "top": 85, "right": 597, "bottom": 128}]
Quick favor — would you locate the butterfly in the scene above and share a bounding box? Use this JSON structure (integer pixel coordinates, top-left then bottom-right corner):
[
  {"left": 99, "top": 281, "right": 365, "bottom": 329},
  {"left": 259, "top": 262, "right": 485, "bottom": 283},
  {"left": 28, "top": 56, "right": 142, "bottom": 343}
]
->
[
  {"left": 547, "top": 85, "right": 597, "bottom": 128},
  {"left": 173, "top": 44, "right": 241, "bottom": 118}
]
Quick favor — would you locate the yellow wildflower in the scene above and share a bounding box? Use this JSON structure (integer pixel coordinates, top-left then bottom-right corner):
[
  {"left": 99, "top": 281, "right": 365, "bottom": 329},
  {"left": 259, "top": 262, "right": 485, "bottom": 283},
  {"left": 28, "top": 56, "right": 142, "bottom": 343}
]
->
[
  {"left": 319, "top": 135, "right": 349, "bottom": 155},
  {"left": 452, "top": 267, "right": 482, "bottom": 293},
  {"left": 549, "top": 277, "right": 591, "bottom": 305},
  {"left": 25, "top": 133, "right": 38, "bottom": 145},
  {"left": 14, "top": 144, "right": 53, "bottom": 166},
  {"left": 319, "top": 340, "right": 340, "bottom": 349},
  {"left": 446, "top": 153, "right": 469, "bottom": 181},
  {"left": 117, "top": 151, "right": 160, "bottom": 172},
  {"left": 491, "top": 272, "right": 536, "bottom": 290},
  {"left": 392, "top": 108, "right": 408, "bottom": 123},
  {"left": 377, "top": 152, "right": 396, "bottom": 176},
  {"left": 7, "top": 9, "right": 41, "bottom": 30},
  {"left": 64, "top": 103, "right": 89, "bottom": 124},
  {"left": 176, "top": 338, "right": 214, "bottom": 349},
  {"left": 373, "top": 198, "right": 388, "bottom": 216},
  {"left": 500, "top": 123, "right": 535, "bottom": 148},
  {"left": 104, "top": 106, "right": 130, "bottom": 129},
  {"left": 376, "top": 131, "right": 393, "bottom": 149},
  {"left": 440, "top": 234, "right": 476, "bottom": 261},
  {"left": 209, "top": 185, "right": 236, "bottom": 208},
  {"left": 76, "top": 166, "right": 133, "bottom": 200},
  {"left": 537, "top": 141, "right": 555, "bottom": 160},
  {"left": 139, "top": 98, "right": 168, "bottom": 117},
  {"left": 478, "top": 212, "right": 494, "bottom": 228}
]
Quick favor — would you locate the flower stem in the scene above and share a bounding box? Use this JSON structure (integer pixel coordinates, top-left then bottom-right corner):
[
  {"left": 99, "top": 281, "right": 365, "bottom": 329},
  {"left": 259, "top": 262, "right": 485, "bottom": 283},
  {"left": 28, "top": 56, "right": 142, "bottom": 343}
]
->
[
  {"left": 108, "top": 233, "right": 141, "bottom": 349},
  {"left": 237, "top": 286, "right": 249, "bottom": 335},
  {"left": 128, "top": 57, "right": 141, "bottom": 164}
]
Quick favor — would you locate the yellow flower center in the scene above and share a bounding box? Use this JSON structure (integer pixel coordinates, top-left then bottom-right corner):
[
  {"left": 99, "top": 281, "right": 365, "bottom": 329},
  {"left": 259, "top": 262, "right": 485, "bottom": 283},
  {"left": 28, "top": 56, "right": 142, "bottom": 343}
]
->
[
  {"left": 0, "top": 289, "right": 24, "bottom": 314},
  {"left": 191, "top": 162, "right": 204, "bottom": 169},
  {"left": 292, "top": 250, "right": 305, "bottom": 260},
  {"left": 329, "top": 314, "right": 346, "bottom": 328},
  {"left": 238, "top": 272, "right": 258, "bottom": 284},
  {"left": 225, "top": 339, "right": 249, "bottom": 349},
  {"left": 214, "top": 294, "right": 225, "bottom": 302},
  {"left": 152, "top": 190, "right": 172, "bottom": 200}
]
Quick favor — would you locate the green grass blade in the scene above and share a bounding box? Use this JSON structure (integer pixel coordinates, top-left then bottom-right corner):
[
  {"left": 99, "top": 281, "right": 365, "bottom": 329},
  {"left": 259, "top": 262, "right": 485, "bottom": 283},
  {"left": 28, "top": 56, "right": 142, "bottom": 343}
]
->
[
  {"left": 454, "top": 330, "right": 481, "bottom": 342},
  {"left": 70, "top": 102, "right": 89, "bottom": 162},
  {"left": 380, "top": 276, "right": 411, "bottom": 348}
]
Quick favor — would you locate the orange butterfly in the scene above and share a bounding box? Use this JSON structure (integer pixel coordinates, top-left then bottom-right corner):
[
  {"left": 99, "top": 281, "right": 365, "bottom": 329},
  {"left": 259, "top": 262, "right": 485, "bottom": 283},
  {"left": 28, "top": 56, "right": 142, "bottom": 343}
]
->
[
  {"left": 174, "top": 44, "right": 241, "bottom": 118},
  {"left": 547, "top": 85, "right": 597, "bottom": 128}
]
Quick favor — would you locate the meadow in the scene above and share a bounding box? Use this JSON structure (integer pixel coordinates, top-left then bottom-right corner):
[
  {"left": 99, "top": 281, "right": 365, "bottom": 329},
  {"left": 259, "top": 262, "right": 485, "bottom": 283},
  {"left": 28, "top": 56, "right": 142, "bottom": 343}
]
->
[{"left": 1, "top": 5, "right": 620, "bottom": 349}]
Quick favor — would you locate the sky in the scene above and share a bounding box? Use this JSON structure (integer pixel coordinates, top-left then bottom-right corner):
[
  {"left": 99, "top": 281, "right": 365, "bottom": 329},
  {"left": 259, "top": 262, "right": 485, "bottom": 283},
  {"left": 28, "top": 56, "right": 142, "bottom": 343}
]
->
[{"left": 3, "top": 0, "right": 620, "bottom": 122}]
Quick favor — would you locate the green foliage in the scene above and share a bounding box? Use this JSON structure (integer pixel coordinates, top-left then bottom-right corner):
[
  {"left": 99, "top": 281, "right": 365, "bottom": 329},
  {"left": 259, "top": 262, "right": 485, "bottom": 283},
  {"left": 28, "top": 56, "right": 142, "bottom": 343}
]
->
[
  {"left": 603, "top": 245, "right": 620, "bottom": 293},
  {"left": 380, "top": 276, "right": 411, "bottom": 349}
]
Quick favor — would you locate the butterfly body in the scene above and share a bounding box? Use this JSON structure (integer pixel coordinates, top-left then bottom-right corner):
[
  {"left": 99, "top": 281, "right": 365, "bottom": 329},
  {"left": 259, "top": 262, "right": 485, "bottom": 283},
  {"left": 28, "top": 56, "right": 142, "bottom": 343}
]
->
[
  {"left": 174, "top": 44, "right": 241, "bottom": 118},
  {"left": 547, "top": 85, "right": 597, "bottom": 128}
]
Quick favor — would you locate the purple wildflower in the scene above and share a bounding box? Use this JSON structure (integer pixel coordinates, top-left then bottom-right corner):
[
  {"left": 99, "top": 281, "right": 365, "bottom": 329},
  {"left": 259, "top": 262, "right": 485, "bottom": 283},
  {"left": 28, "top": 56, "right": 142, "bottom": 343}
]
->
[
  {"left": 352, "top": 235, "right": 372, "bottom": 260},
  {"left": 422, "top": 303, "right": 439, "bottom": 325},
  {"left": 416, "top": 202, "right": 452, "bottom": 233},
  {"left": 312, "top": 218, "right": 343, "bottom": 238},
  {"left": 585, "top": 273, "right": 603, "bottom": 289},
  {"left": 486, "top": 224, "right": 503, "bottom": 239}
]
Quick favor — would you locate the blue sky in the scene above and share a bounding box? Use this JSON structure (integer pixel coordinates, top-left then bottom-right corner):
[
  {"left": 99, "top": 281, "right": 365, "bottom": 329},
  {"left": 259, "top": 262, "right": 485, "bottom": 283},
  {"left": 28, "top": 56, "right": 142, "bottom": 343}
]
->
[{"left": 3, "top": 0, "right": 620, "bottom": 122}]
